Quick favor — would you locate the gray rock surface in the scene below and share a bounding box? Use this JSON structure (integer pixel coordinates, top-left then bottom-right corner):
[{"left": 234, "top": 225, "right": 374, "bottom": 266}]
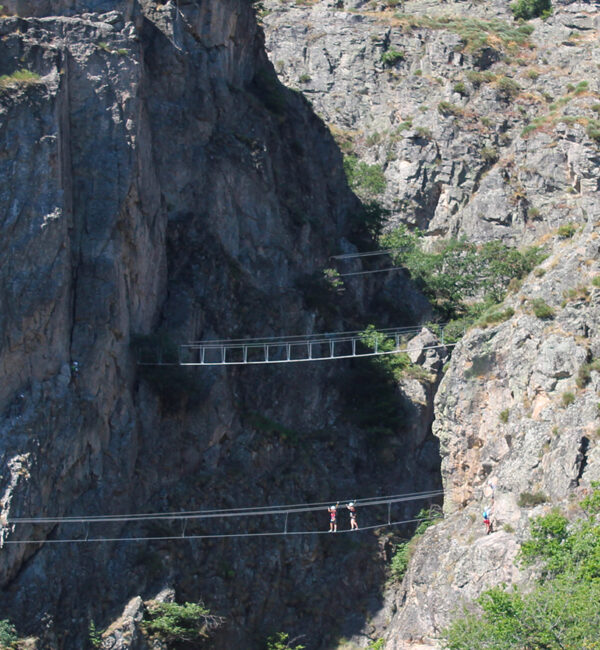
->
[
  {"left": 263, "top": 0, "right": 600, "bottom": 243},
  {"left": 0, "top": 1, "right": 439, "bottom": 648},
  {"left": 378, "top": 225, "right": 600, "bottom": 646}
]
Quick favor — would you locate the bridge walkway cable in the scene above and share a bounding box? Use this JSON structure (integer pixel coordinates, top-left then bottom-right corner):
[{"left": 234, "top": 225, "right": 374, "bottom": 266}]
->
[
  {"left": 3, "top": 489, "right": 445, "bottom": 545},
  {"left": 144, "top": 324, "right": 454, "bottom": 367}
]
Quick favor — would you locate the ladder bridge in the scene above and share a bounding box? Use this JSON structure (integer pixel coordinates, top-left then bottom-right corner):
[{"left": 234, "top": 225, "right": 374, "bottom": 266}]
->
[{"left": 168, "top": 325, "right": 451, "bottom": 366}]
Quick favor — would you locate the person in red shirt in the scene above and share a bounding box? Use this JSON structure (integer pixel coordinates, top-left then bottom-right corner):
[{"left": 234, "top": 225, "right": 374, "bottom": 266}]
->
[{"left": 328, "top": 504, "right": 338, "bottom": 532}]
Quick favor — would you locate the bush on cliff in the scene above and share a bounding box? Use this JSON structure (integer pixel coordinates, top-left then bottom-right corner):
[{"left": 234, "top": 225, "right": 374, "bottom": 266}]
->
[
  {"left": 343, "top": 155, "right": 386, "bottom": 199},
  {"left": 511, "top": 0, "right": 552, "bottom": 21},
  {"left": 380, "top": 226, "right": 545, "bottom": 320},
  {"left": 0, "top": 620, "right": 17, "bottom": 648},
  {"left": 140, "top": 601, "right": 223, "bottom": 646},
  {"left": 442, "top": 484, "right": 600, "bottom": 649}
]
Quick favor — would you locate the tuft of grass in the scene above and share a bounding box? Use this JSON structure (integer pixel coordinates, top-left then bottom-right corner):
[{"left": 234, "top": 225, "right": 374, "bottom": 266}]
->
[
  {"left": 453, "top": 81, "right": 467, "bottom": 96},
  {"left": 499, "top": 408, "right": 510, "bottom": 423},
  {"left": 496, "top": 76, "right": 521, "bottom": 101},
  {"left": 414, "top": 126, "right": 432, "bottom": 140},
  {"left": 480, "top": 146, "right": 498, "bottom": 164},
  {"left": 557, "top": 223, "right": 577, "bottom": 238},
  {"left": 576, "top": 359, "right": 600, "bottom": 389},
  {"left": 398, "top": 16, "right": 534, "bottom": 55},
  {"left": 531, "top": 298, "right": 554, "bottom": 320},
  {"left": 438, "top": 101, "right": 463, "bottom": 117},
  {"left": 518, "top": 491, "right": 548, "bottom": 507},
  {"left": 561, "top": 391, "right": 575, "bottom": 408},
  {"left": 477, "top": 306, "right": 515, "bottom": 327},
  {"left": 381, "top": 49, "right": 405, "bottom": 66},
  {"left": 0, "top": 69, "right": 41, "bottom": 91}
]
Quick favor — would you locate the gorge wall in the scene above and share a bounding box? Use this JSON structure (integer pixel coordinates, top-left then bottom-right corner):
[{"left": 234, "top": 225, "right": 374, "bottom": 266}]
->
[
  {"left": 0, "top": 0, "right": 439, "bottom": 648},
  {"left": 2, "top": 0, "right": 600, "bottom": 648},
  {"left": 262, "top": 0, "right": 600, "bottom": 647}
]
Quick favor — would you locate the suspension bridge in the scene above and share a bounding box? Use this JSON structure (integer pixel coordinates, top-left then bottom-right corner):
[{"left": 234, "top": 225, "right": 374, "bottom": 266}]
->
[
  {"left": 137, "top": 324, "right": 453, "bottom": 367},
  {"left": 3, "top": 489, "right": 444, "bottom": 546}
]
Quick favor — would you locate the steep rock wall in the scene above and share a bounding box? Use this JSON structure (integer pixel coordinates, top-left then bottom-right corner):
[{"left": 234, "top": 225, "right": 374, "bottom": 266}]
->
[
  {"left": 263, "top": 0, "right": 600, "bottom": 243},
  {"left": 0, "top": 1, "right": 437, "bottom": 648},
  {"left": 376, "top": 225, "right": 600, "bottom": 647}
]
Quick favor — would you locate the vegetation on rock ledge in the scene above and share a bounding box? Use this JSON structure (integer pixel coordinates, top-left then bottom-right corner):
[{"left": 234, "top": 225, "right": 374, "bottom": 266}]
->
[{"left": 442, "top": 484, "right": 600, "bottom": 649}]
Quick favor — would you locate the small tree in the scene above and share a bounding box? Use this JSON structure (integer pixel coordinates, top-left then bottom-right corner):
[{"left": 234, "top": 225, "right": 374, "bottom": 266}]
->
[
  {"left": 266, "top": 632, "right": 305, "bottom": 650},
  {"left": 0, "top": 620, "right": 17, "bottom": 648},
  {"left": 511, "top": 0, "right": 551, "bottom": 20},
  {"left": 141, "top": 601, "right": 223, "bottom": 645}
]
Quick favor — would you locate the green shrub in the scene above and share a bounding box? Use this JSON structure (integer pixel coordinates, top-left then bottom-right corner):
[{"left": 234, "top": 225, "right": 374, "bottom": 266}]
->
[
  {"left": 477, "top": 306, "right": 515, "bottom": 327},
  {"left": 390, "top": 508, "right": 442, "bottom": 581},
  {"left": 480, "top": 146, "right": 498, "bottom": 163},
  {"left": 381, "top": 227, "right": 546, "bottom": 321},
  {"left": 381, "top": 49, "right": 405, "bottom": 66},
  {"left": 390, "top": 541, "right": 411, "bottom": 580},
  {"left": 467, "top": 70, "right": 496, "bottom": 87},
  {"left": 561, "top": 391, "right": 575, "bottom": 407},
  {"left": 141, "top": 601, "right": 223, "bottom": 644},
  {"left": 266, "top": 632, "right": 305, "bottom": 650},
  {"left": 592, "top": 276, "right": 600, "bottom": 287},
  {"left": 557, "top": 222, "right": 577, "bottom": 238},
  {"left": 438, "top": 101, "right": 463, "bottom": 117},
  {"left": 453, "top": 81, "right": 467, "bottom": 96},
  {"left": 366, "top": 131, "right": 382, "bottom": 147},
  {"left": 89, "top": 621, "right": 102, "bottom": 648},
  {"left": 298, "top": 73, "right": 311, "bottom": 83},
  {"left": 247, "top": 412, "right": 299, "bottom": 444},
  {"left": 414, "top": 506, "right": 443, "bottom": 536},
  {"left": 527, "top": 206, "right": 540, "bottom": 219},
  {"left": 517, "top": 491, "right": 548, "bottom": 507},
  {"left": 368, "top": 640, "right": 385, "bottom": 650},
  {"left": 394, "top": 119, "right": 413, "bottom": 135},
  {"left": 496, "top": 76, "right": 520, "bottom": 100},
  {"left": 499, "top": 408, "right": 510, "bottom": 423},
  {"left": 531, "top": 298, "right": 554, "bottom": 319},
  {"left": 586, "top": 121, "right": 600, "bottom": 144},
  {"left": 526, "top": 69, "right": 540, "bottom": 80},
  {"left": 574, "top": 80, "right": 589, "bottom": 95},
  {"left": 510, "top": 0, "right": 552, "bottom": 20},
  {"left": 0, "top": 620, "right": 17, "bottom": 648},
  {"left": 0, "top": 69, "right": 41, "bottom": 91},
  {"left": 414, "top": 126, "right": 432, "bottom": 139},
  {"left": 576, "top": 360, "right": 600, "bottom": 388},
  {"left": 343, "top": 155, "right": 386, "bottom": 198},
  {"left": 323, "top": 267, "right": 345, "bottom": 293},
  {"left": 443, "top": 488, "right": 600, "bottom": 649},
  {"left": 413, "top": 69, "right": 422, "bottom": 76}
]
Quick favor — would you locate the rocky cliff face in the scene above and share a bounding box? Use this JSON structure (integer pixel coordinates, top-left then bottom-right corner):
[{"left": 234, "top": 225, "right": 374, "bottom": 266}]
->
[
  {"left": 262, "top": 0, "right": 600, "bottom": 647},
  {"left": 0, "top": 1, "right": 438, "bottom": 648},
  {"left": 264, "top": 0, "right": 600, "bottom": 244},
  {"left": 376, "top": 226, "right": 600, "bottom": 647}
]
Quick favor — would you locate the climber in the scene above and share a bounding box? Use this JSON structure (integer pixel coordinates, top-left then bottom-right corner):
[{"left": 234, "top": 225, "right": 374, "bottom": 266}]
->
[
  {"left": 483, "top": 507, "right": 492, "bottom": 535},
  {"left": 328, "top": 504, "right": 338, "bottom": 532},
  {"left": 347, "top": 502, "right": 358, "bottom": 530}
]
